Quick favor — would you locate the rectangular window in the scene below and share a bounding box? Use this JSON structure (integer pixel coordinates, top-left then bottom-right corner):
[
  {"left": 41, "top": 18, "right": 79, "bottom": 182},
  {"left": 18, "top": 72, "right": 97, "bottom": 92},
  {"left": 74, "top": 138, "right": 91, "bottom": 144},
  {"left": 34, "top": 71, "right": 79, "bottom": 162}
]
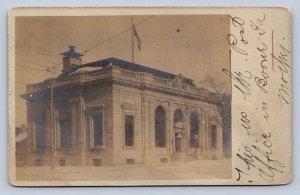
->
[
  {"left": 35, "top": 119, "right": 45, "bottom": 150},
  {"left": 125, "top": 115, "right": 134, "bottom": 147},
  {"left": 93, "top": 114, "right": 104, "bottom": 147},
  {"left": 211, "top": 125, "right": 217, "bottom": 149},
  {"left": 60, "top": 119, "right": 72, "bottom": 149}
]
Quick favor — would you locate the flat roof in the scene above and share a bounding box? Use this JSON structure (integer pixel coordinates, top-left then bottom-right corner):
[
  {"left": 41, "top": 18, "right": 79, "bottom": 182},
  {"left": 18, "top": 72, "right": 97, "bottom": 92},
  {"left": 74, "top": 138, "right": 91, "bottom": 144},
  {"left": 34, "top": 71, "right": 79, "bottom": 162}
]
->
[{"left": 61, "top": 57, "right": 194, "bottom": 85}]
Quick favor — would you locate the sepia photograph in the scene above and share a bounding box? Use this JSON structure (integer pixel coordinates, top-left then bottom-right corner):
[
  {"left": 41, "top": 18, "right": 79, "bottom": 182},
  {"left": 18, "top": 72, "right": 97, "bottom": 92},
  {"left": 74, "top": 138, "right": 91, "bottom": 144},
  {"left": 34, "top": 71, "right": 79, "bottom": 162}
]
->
[
  {"left": 8, "top": 6, "right": 293, "bottom": 186},
  {"left": 12, "top": 13, "right": 232, "bottom": 183}
]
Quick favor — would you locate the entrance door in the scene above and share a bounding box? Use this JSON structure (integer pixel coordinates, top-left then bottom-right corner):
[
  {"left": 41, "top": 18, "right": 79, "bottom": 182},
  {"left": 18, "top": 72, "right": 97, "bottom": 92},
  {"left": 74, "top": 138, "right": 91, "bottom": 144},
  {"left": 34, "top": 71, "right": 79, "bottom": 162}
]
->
[{"left": 175, "top": 133, "right": 182, "bottom": 152}]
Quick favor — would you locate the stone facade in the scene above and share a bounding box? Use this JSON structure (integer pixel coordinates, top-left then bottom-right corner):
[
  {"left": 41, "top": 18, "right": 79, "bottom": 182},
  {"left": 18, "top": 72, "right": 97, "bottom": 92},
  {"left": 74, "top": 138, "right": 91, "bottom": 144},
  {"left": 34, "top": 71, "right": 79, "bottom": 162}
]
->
[{"left": 21, "top": 48, "right": 224, "bottom": 167}]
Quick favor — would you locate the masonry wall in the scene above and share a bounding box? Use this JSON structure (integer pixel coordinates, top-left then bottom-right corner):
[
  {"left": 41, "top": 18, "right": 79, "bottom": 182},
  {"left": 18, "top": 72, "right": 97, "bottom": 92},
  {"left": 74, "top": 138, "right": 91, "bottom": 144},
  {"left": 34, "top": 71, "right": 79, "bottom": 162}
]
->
[
  {"left": 142, "top": 88, "right": 223, "bottom": 163},
  {"left": 110, "top": 67, "right": 224, "bottom": 165},
  {"left": 23, "top": 65, "right": 224, "bottom": 167},
  {"left": 112, "top": 84, "right": 144, "bottom": 165},
  {"left": 24, "top": 80, "right": 114, "bottom": 167},
  {"left": 82, "top": 81, "right": 113, "bottom": 166}
]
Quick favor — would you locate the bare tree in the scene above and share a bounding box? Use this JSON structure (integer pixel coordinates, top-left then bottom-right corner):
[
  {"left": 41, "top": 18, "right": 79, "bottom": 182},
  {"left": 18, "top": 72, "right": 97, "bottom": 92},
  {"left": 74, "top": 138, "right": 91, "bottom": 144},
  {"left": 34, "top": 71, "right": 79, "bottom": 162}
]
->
[
  {"left": 199, "top": 76, "right": 231, "bottom": 158},
  {"left": 200, "top": 76, "right": 228, "bottom": 127}
]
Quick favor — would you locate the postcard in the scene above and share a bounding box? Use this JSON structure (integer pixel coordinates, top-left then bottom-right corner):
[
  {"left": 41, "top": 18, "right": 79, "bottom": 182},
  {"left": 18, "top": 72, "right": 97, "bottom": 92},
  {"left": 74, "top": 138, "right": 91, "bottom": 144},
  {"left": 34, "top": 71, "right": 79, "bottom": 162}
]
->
[{"left": 8, "top": 7, "right": 292, "bottom": 186}]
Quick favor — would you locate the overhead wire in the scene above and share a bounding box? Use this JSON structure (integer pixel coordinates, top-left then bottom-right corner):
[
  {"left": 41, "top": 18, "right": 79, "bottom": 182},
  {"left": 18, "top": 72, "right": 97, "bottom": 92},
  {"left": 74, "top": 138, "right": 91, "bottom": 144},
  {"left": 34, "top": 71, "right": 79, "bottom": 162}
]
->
[
  {"left": 81, "top": 15, "right": 153, "bottom": 55},
  {"left": 16, "top": 68, "right": 59, "bottom": 75},
  {"left": 15, "top": 16, "right": 154, "bottom": 79},
  {"left": 15, "top": 42, "right": 62, "bottom": 58}
]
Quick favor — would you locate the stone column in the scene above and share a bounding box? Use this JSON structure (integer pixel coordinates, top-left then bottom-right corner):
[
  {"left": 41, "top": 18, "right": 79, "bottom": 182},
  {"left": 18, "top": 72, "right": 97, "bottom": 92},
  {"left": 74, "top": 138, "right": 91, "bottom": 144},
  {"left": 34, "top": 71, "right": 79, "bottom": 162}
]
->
[
  {"left": 26, "top": 104, "right": 34, "bottom": 161},
  {"left": 205, "top": 110, "right": 211, "bottom": 159},
  {"left": 143, "top": 100, "right": 150, "bottom": 152},
  {"left": 76, "top": 94, "right": 86, "bottom": 165},
  {"left": 169, "top": 104, "right": 175, "bottom": 156},
  {"left": 167, "top": 102, "right": 172, "bottom": 156},
  {"left": 54, "top": 110, "right": 59, "bottom": 152},
  {"left": 184, "top": 105, "right": 190, "bottom": 157},
  {"left": 70, "top": 98, "right": 77, "bottom": 150},
  {"left": 45, "top": 107, "right": 51, "bottom": 151},
  {"left": 141, "top": 93, "right": 146, "bottom": 164},
  {"left": 216, "top": 116, "right": 224, "bottom": 158},
  {"left": 149, "top": 101, "right": 155, "bottom": 149},
  {"left": 200, "top": 109, "right": 207, "bottom": 157},
  {"left": 44, "top": 107, "right": 51, "bottom": 162},
  {"left": 196, "top": 108, "right": 202, "bottom": 156}
]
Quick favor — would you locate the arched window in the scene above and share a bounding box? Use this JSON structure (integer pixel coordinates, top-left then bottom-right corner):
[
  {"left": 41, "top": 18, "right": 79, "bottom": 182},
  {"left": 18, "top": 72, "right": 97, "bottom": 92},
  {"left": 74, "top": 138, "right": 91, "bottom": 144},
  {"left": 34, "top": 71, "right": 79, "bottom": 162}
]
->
[
  {"left": 190, "top": 111, "right": 200, "bottom": 148},
  {"left": 211, "top": 125, "right": 217, "bottom": 149},
  {"left": 174, "top": 108, "right": 184, "bottom": 123},
  {"left": 155, "top": 106, "right": 166, "bottom": 147}
]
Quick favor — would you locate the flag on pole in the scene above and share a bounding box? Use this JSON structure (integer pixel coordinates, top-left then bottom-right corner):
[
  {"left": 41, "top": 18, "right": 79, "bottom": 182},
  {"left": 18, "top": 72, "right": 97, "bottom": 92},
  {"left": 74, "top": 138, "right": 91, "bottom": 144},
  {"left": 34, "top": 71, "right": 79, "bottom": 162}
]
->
[{"left": 132, "top": 23, "right": 141, "bottom": 51}]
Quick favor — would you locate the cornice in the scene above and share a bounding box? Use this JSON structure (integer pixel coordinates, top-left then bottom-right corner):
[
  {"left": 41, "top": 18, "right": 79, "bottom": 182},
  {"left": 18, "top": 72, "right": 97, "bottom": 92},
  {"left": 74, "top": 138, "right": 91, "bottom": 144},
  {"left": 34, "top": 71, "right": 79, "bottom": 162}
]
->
[{"left": 112, "top": 79, "right": 219, "bottom": 105}]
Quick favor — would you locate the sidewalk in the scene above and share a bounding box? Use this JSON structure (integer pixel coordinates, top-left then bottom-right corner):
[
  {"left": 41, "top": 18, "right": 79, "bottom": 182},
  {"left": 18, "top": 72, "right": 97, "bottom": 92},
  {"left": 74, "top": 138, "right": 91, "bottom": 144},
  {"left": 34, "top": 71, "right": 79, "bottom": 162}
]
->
[{"left": 16, "top": 159, "right": 231, "bottom": 181}]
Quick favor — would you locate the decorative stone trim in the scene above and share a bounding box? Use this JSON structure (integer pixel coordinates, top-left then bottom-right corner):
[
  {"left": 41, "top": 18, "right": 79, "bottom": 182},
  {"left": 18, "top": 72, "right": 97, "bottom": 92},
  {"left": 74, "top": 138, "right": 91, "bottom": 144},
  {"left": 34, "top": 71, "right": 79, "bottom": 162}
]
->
[{"left": 112, "top": 79, "right": 219, "bottom": 105}]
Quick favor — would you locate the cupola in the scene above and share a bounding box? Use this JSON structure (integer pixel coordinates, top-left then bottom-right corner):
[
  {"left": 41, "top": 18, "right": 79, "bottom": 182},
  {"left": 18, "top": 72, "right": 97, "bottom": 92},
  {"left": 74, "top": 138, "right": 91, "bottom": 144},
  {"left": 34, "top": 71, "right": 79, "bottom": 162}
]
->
[{"left": 60, "top": 45, "right": 84, "bottom": 72}]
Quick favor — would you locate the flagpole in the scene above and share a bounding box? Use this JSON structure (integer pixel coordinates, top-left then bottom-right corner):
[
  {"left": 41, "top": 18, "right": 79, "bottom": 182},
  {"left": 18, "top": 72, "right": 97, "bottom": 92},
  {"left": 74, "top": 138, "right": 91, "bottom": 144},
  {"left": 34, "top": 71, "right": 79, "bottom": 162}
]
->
[{"left": 131, "top": 17, "right": 134, "bottom": 63}]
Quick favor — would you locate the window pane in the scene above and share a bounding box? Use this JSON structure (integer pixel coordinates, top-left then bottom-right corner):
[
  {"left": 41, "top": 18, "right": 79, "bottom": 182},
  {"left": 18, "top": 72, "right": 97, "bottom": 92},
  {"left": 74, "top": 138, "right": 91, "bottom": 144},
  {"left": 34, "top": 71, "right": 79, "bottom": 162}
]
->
[
  {"left": 93, "top": 114, "right": 103, "bottom": 147},
  {"left": 155, "top": 106, "right": 166, "bottom": 147},
  {"left": 211, "top": 125, "right": 217, "bottom": 149},
  {"left": 125, "top": 115, "right": 134, "bottom": 146},
  {"left": 190, "top": 111, "right": 200, "bottom": 148},
  {"left": 60, "top": 119, "right": 72, "bottom": 149},
  {"left": 36, "top": 119, "right": 45, "bottom": 150}
]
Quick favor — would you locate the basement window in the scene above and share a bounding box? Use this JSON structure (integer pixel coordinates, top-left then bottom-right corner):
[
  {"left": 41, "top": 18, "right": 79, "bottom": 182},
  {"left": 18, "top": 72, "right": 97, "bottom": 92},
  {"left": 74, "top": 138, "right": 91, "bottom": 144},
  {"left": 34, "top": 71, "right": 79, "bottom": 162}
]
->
[
  {"left": 160, "top": 158, "right": 168, "bottom": 163},
  {"left": 93, "top": 159, "right": 102, "bottom": 167},
  {"left": 35, "top": 159, "right": 43, "bottom": 166},
  {"left": 126, "top": 158, "right": 135, "bottom": 165},
  {"left": 59, "top": 159, "right": 66, "bottom": 166}
]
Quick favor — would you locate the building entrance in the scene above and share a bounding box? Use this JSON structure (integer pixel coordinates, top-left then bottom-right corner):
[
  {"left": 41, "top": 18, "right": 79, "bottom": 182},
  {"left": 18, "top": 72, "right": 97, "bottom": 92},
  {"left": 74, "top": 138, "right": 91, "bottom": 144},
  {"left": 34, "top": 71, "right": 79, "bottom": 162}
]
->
[{"left": 175, "top": 133, "right": 183, "bottom": 153}]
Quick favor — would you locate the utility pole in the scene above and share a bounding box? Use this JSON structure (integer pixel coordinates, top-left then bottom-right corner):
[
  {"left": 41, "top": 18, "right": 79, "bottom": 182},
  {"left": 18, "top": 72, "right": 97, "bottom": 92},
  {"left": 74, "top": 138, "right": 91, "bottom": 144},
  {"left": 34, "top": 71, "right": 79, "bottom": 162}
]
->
[
  {"left": 131, "top": 17, "right": 134, "bottom": 63},
  {"left": 50, "top": 80, "right": 54, "bottom": 170}
]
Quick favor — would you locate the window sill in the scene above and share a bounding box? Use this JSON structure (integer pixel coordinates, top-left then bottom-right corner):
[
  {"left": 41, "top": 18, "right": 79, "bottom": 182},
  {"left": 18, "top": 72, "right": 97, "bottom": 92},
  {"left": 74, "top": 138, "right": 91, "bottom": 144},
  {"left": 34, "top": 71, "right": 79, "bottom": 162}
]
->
[
  {"left": 123, "top": 146, "right": 135, "bottom": 149},
  {"left": 89, "top": 146, "right": 105, "bottom": 151},
  {"left": 57, "top": 148, "right": 77, "bottom": 155},
  {"left": 33, "top": 149, "right": 46, "bottom": 154},
  {"left": 155, "top": 146, "right": 167, "bottom": 148}
]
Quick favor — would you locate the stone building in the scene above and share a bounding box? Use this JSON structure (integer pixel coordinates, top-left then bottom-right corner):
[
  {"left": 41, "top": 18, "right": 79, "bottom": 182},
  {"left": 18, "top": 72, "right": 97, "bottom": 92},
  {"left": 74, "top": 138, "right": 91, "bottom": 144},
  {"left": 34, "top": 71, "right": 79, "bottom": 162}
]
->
[
  {"left": 15, "top": 124, "right": 28, "bottom": 165},
  {"left": 21, "top": 46, "right": 224, "bottom": 167}
]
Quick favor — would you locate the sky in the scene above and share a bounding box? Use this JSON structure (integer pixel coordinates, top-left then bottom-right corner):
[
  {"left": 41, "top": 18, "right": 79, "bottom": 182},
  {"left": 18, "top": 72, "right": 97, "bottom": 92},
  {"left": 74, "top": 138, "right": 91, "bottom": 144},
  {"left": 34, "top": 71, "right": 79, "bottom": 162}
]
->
[{"left": 15, "top": 15, "right": 230, "bottom": 126}]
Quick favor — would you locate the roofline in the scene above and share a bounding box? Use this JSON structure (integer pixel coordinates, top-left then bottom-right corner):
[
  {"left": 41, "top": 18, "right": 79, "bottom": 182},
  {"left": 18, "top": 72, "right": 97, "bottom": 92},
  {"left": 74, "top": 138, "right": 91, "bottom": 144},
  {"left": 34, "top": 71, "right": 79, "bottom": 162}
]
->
[{"left": 74, "top": 57, "right": 194, "bottom": 84}]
